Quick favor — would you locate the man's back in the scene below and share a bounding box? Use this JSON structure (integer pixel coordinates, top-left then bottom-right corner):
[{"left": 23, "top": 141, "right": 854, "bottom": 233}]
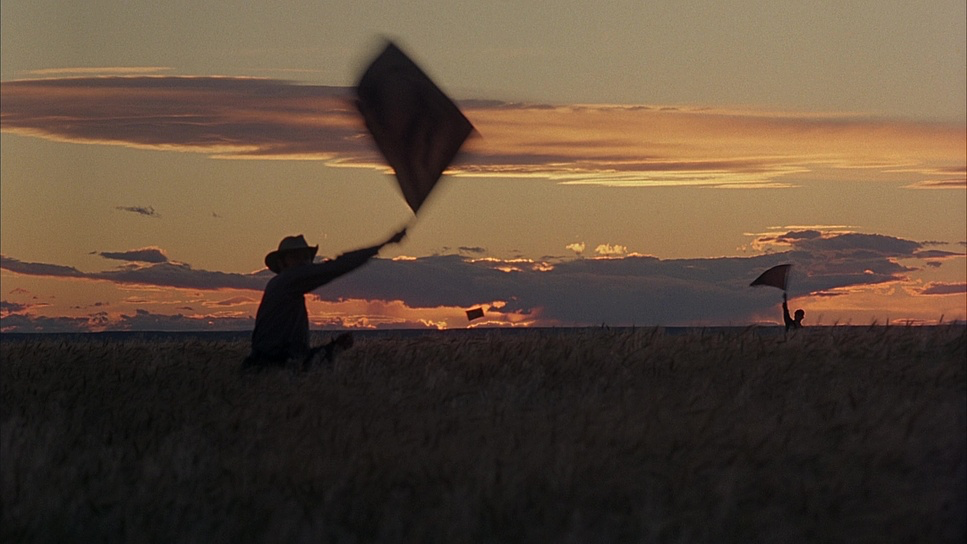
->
[{"left": 251, "top": 271, "right": 311, "bottom": 360}]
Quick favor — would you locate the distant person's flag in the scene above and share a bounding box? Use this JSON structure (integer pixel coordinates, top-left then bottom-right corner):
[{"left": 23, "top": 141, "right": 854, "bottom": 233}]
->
[
  {"left": 750, "top": 264, "right": 793, "bottom": 291},
  {"left": 466, "top": 307, "right": 485, "bottom": 321},
  {"left": 355, "top": 41, "right": 475, "bottom": 214}
]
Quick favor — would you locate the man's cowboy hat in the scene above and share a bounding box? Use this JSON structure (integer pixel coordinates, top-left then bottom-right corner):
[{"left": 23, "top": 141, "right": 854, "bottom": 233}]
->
[{"left": 265, "top": 235, "right": 318, "bottom": 273}]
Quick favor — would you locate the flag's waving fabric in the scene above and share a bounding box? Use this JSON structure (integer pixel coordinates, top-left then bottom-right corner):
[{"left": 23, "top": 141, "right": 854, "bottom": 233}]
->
[
  {"left": 355, "top": 41, "right": 475, "bottom": 214},
  {"left": 750, "top": 264, "right": 792, "bottom": 291}
]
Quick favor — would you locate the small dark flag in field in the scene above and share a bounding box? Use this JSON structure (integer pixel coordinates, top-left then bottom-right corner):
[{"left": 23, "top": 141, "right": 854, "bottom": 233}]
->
[
  {"left": 355, "top": 41, "right": 475, "bottom": 214},
  {"left": 466, "top": 307, "right": 485, "bottom": 321},
  {"left": 750, "top": 264, "right": 793, "bottom": 291}
]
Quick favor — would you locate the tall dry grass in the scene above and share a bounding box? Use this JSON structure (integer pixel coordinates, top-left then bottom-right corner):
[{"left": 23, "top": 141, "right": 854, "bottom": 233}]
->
[{"left": 1, "top": 327, "right": 965, "bottom": 543}]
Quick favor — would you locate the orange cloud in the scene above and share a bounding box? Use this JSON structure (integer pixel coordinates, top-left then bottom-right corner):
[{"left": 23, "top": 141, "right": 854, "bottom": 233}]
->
[
  {"left": 9, "top": 227, "right": 962, "bottom": 332},
  {"left": 792, "top": 281, "right": 967, "bottom": 326},
  {"left": 463, "top": 103, "right": 965, "bottom": 188},
  {"left": 2, "top": 77, "right": 963, "bottom": 189}
]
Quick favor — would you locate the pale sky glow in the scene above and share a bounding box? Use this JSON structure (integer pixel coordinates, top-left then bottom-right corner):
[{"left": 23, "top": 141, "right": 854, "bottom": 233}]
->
[{"left": 1, "top": 1, "right": 965, "bottom": 331}]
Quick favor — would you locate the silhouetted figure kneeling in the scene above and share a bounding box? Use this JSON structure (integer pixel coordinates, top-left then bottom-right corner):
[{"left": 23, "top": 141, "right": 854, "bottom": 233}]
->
[
  {"left": 783, "top": 293, "right": 804, "bottom": 331},
  {"left": 242, "top": 230, "right": 404, "bottom": 373}
]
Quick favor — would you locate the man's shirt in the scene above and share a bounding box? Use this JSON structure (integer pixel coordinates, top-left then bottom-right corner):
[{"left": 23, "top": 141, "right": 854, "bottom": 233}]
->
[{"left": 250, "top": 245, "right": 379, "bottom": 360}]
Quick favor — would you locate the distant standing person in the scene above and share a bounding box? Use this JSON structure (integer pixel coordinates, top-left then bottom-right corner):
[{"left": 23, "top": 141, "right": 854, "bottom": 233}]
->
[
  {"left": 783, "top": 292, "right": 804, "bottom": 331},
  {"left": 243, "top": 229, "right": 405, "bottom": 372}
]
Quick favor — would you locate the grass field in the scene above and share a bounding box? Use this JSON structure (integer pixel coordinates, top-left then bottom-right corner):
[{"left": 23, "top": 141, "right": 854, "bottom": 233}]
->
[{"left": 2, "top": 326, "right": 965, "bottom": 543}]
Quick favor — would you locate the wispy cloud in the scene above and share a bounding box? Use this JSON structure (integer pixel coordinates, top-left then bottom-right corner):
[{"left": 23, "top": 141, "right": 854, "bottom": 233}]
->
[
  {"left": 1, "top": 77, "right": 360, "bottom": 157},
  {"left": 95, "top": 247, "right": 169, "bottom": 263},
  {"left": 920, "top": 282, "right": 967, "bottom": 296},
  {"left": 0, "top": 255, "right": 269, "bottom": 291},
  {"left": 902, "top": 166, "right": 966, "bottom": 189},
  {"left": 912, "top": 249, "right": 963, "bottom": 260},
  {"left": 207, "top": 296, "right": 258, "bottom": 307},
  {"left": 26, "top": 67, "right": 172, "bottom": 77},
  {"left": 904, "top": 180, "right": 967, "bottom": 190},
  {"left": 457, "top": 246, "right": 487, "bottom": 255},
  {"left": 116, "top": 206, "right": 160, "bottom": 218},
  {"left": 2, "top": 76, "right": 963, "bottom": 189}
]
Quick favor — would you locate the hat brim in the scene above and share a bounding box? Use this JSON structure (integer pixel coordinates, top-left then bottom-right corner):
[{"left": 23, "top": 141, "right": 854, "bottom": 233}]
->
[{"left": 265, "top": 246, "right": 318, "bottom": 273}]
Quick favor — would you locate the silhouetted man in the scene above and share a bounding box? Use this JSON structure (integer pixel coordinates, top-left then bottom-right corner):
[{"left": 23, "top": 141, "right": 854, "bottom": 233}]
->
[
  {"left": 783, "top": 293, "right": 804, "bottom": 331},
  {"left": 243, "top": 229, "right": 405, "bottom": 372}
]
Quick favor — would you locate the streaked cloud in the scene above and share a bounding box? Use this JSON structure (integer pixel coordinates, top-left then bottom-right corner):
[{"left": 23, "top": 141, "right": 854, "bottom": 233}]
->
[
  {"left": 920, "top": 282, "right": 967, "bottom": 296},
  {"left": 208, "top": 296, "right": 258, "bottom": 307},
  {"left": 454, "top": 246, "right": 486, "bottom": 255},
  {"left": 902, "top": 166, "right": 966, "bottom": 189},
  {"left": 905, "top": 180, "right": 967, "bottom": 190},
  {"left": 96, "top": 247, "right": 169, "bottom": 263},
  {"left": 0, "top": 255, "right": 269, "bottom": 291},
  {"left": 1, "top": 77, "right": 361, "bottom": 158},
  {"left": 116, "top": 205, "right": 160, "bottom": 218},
  {"left": 2, "top": 76, "right": 963, "bottom": 189},
  {"left": 26, "top": 67, "right": 172, "bottom": 77},
  {"left": 912, "top": 249, "right": 963, "bottom": 260},
  {"left": 3, "top": 231, "right": 962, "bottom": 331}
]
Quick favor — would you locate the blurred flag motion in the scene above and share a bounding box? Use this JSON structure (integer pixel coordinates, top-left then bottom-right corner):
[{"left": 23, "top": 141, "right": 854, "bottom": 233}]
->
[
  {"left": 466, "top": 307, "right": 485, "bottom": 321},
  {"left": 355, "top": 41, "right": 475, "bottom": 214},
  {"left": 750, "top": 264, "right": 793, "bottom": 291}
]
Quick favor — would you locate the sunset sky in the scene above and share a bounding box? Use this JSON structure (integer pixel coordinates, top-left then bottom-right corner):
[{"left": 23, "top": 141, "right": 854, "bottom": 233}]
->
[{"left": 2, "top": 1, "right": 965, "bottom": 332}]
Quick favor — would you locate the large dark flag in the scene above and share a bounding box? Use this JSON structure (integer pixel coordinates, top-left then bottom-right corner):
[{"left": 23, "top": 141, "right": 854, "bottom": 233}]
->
[
  {"left": 750, "top": 264, "right": 793, "bottom": 291},
  {"left": 355, "top": 41, "right": 475, "bottom": 214}
]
